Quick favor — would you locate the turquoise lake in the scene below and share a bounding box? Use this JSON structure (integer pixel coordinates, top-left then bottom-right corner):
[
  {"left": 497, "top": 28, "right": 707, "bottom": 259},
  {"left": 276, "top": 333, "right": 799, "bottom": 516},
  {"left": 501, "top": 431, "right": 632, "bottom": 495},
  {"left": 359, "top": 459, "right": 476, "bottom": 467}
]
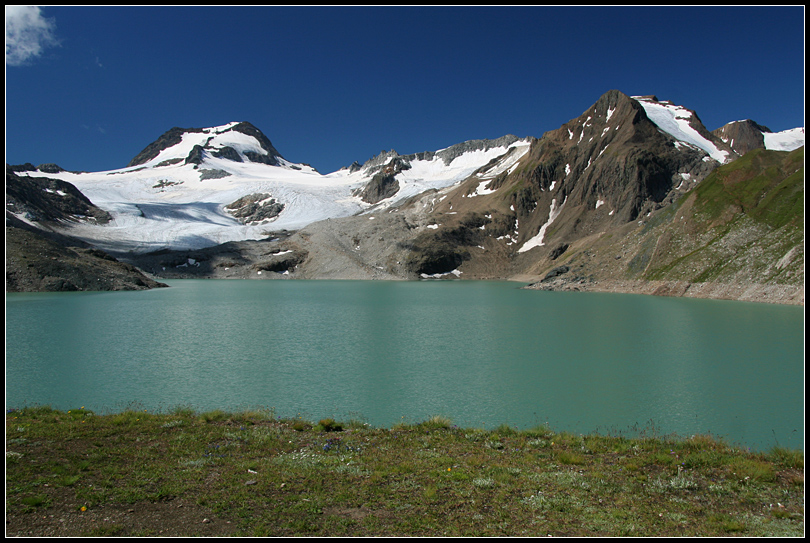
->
[{"left": 5, "top": 279, "right": 804, "bottom": 451}]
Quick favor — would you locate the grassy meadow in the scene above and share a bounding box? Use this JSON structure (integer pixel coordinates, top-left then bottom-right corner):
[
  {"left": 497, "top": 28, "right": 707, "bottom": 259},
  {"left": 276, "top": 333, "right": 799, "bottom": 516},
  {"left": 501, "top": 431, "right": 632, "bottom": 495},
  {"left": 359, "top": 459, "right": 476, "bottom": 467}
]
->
[{"left": 5, "top": 406, "right": 804, "bottom": 536}]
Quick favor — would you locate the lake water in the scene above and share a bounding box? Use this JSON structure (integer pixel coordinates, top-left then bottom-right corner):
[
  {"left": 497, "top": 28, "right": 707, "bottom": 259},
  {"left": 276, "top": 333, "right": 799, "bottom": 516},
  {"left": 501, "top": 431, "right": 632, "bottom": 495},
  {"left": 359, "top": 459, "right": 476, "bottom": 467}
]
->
[{"left": 6, "top": 280, "right": 804, "bottom": 451}]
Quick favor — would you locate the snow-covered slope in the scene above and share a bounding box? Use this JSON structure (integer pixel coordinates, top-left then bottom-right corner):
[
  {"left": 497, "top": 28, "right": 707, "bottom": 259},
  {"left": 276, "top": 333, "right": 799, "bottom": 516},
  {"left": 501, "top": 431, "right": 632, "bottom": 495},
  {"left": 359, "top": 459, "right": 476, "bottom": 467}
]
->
[
  {"left": 329, "top": 137, "right": 532, "bottom": 207},
  {"left": 763, "top": 127, "right": 805, "bottom": 151},
  {"left": 17, "top": 123, "right": 529, "bottom": 254},
  {"left": 632, "top": 96, "right": 732, "bottom": 163}
]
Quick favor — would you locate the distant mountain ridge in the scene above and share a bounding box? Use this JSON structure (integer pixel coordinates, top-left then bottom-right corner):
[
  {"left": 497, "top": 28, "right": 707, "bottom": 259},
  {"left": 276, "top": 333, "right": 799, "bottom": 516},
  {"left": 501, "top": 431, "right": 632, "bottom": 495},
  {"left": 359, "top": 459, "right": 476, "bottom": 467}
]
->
[{"left": 6, "top": 89, "right": 804, "bottom": 301}]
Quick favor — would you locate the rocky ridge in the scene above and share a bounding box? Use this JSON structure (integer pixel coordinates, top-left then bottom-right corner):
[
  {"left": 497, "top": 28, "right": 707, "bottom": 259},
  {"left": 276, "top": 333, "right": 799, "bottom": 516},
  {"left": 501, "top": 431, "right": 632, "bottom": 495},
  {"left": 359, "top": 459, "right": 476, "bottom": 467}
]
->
[{"left": 6, "top": 168, "right": 112, "bottom": 225}]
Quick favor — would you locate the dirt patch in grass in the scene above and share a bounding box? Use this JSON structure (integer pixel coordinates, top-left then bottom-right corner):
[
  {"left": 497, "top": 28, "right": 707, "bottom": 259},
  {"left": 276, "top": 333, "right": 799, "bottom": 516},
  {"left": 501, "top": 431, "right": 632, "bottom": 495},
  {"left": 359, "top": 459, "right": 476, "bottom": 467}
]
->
[{"left": 7, "top": 494, "right": 236, "bottom": 537}]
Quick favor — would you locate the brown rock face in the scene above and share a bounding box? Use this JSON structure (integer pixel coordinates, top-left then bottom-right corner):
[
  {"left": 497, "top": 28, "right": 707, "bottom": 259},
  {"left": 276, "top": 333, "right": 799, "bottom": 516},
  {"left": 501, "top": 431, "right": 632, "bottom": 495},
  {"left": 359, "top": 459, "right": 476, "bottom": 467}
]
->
[{"left": 712, "top": 119, "right": 772, "bottom": 156}]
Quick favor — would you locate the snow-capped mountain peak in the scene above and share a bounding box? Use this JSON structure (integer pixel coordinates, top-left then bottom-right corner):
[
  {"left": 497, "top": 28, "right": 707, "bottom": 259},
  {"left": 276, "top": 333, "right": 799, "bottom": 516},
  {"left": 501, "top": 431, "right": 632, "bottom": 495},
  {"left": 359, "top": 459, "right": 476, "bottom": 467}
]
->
[
  {"left": 127, "top": 121, "right": 288, "bottom": 169},
  {"left": 15, "top": 124, "right": 531, "bottom": 254}
]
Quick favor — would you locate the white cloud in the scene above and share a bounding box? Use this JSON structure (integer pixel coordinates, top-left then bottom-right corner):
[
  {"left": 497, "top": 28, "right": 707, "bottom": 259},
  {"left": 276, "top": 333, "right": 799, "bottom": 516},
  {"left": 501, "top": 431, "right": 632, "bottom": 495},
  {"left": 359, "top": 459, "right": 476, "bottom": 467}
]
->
[{"left": 5, "top": 6, "right": 58, "bottom": 66}]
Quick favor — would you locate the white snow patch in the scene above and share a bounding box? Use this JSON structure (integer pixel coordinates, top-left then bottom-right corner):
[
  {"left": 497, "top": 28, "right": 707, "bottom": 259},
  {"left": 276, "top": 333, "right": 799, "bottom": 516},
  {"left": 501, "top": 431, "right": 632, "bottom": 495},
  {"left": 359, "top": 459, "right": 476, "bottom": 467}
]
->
[
  {"left": 763, "top": 127, "right": 804, "bottom": 152},
  {"left": 468, "top": 178, "right": 498, "bottom": 197},
  {"left": 676, "top": 172, "right": 692, "bottom": 190},
  {"left": 420, "top": 269, "right": 462, "bottom": 279},
  {"left": 517, "top": 197, "right": 565, "bottom": 253},
  {"left": 595, "top": 199, "right": 604, "bottom": 209},
  {"left": 474, "top": 141, "right": 531, "bottom": 180},
  {"left": 606, "top": 106, "right": 616, "bottom": 122},
  {"left": 632, "top": 97, "right": 730, "bottom": 163}
]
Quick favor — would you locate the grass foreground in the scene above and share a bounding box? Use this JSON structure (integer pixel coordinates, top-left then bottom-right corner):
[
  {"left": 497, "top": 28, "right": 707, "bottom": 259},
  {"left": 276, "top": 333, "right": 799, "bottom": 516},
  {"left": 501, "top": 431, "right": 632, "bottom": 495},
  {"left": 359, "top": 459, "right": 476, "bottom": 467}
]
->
[{"left": 5, "top": 406, "right": 804, "bottom": 537}]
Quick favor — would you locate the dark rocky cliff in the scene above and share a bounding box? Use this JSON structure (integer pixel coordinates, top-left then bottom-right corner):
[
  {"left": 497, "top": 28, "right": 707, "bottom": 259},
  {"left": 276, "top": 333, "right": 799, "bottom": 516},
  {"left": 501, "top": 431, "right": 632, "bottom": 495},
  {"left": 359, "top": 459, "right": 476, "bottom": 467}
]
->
[{"left": 6, "top": 167, "right": 112, "bottom": 225}]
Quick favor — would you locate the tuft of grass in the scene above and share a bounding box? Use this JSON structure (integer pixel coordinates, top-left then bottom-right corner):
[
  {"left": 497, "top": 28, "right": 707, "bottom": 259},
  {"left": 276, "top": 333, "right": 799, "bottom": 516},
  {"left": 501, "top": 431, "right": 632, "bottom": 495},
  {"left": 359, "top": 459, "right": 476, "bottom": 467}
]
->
[
  {"left": 472, "top": 477, "right": 496, "bottom": 489},
  {"left": 418, "top": 415, "right": 453, "bottom": 430},
  {"left": 767, "top": 446, "right": 804, "bottom": 469},
  {"left": 709, "top": 513, "right": 747, "bottom": 533},
  {"left": 199, "top": 410, "right": 229, "bottom": 423},
  {"left": 557, "top": 451, "right": 586, "bottom": 466},
  {"left": 20, "top": 495, "right": 49, "bottom": 509},
  {"left": 169, "top": 405, "right": 196, "bottom": 417},
  {"left": 315, "top": 418, "right": 343, "bottom": 432},
  {"left": 727, "top": 457, "right": 777, "bottom": 482},
  {"left": 491, "top": 423, "right": 517, "bottom": 436},
  {"left": 519, "top": 424, "right": 554, "bottom": 439},
  {"left": 57, "top": 474, "right": 81, "bottom": 487},
  {"left": 290, "top": 418, "right": 311, "bottom": 432}
]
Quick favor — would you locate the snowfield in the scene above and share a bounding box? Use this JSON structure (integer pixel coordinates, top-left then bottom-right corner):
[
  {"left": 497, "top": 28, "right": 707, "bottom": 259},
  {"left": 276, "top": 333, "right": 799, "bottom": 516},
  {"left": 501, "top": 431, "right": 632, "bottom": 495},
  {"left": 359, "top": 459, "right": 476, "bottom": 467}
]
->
[
  {"left": 763, "top": 127, "right": 805, "bottom": 152},
  {"left": 632, "top": 96, "right": 731, "bottom": 163},
  {"left": 18, "top": 123, "right": 530, "bottom": 254}
]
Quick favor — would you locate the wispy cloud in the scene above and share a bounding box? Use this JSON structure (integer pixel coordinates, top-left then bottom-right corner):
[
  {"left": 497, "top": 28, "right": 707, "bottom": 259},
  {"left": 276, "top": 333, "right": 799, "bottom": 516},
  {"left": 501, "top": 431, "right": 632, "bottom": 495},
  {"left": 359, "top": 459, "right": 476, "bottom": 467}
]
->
[{"left": 5, "top": 6, "right": 59, "bottom": 66}]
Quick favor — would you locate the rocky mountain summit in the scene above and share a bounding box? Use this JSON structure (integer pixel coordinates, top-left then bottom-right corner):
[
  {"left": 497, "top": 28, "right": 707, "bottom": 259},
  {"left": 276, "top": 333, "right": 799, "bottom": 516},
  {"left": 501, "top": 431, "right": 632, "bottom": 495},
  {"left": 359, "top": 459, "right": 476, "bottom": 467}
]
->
[{"left": 712, "top": 119, "right": 773, "bottom": 156}]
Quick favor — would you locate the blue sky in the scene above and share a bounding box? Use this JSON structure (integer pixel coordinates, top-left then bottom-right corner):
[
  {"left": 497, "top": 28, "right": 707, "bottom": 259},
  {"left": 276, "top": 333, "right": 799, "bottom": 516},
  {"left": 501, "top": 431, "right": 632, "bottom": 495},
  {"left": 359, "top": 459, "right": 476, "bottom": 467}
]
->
[{"left": 5, "top": 6, "right": 805, "bottom": 174}]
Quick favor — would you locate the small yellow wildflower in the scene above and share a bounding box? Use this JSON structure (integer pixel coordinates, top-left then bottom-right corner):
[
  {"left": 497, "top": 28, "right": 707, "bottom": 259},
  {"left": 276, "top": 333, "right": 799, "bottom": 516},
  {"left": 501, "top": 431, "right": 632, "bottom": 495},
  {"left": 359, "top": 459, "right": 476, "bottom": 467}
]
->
[{"left": 80, "top": 506, "right": 87, "bottom": 512}]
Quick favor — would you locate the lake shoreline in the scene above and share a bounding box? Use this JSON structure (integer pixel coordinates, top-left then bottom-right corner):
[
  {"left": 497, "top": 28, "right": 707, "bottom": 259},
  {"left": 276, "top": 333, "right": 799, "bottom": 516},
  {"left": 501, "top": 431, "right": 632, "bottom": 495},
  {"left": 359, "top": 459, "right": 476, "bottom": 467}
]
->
[{"left": 514, "top": 276, "right": 805, "bottom": 306}]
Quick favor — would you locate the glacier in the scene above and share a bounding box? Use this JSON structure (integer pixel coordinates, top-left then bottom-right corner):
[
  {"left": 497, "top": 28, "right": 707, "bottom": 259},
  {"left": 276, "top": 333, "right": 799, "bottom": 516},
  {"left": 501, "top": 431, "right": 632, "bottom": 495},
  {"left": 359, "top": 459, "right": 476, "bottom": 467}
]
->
[{"left": 16, "top": 123, "right": 531, "bottom": 254}]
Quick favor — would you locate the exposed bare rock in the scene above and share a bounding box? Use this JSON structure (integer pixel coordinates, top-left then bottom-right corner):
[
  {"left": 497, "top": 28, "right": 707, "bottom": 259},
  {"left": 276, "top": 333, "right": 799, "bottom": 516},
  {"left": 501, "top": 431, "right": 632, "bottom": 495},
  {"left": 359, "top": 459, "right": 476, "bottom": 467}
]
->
[{"left": 225, "top": 193, "right": 285, "bottom": 224}]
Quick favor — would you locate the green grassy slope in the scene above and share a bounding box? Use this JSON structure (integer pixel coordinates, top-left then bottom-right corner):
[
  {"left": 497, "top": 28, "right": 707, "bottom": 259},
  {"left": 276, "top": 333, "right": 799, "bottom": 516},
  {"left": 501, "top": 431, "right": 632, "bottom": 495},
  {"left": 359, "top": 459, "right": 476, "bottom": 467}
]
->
[{"left": 638, "top": 147, "right": 804, "bottom": 285}]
